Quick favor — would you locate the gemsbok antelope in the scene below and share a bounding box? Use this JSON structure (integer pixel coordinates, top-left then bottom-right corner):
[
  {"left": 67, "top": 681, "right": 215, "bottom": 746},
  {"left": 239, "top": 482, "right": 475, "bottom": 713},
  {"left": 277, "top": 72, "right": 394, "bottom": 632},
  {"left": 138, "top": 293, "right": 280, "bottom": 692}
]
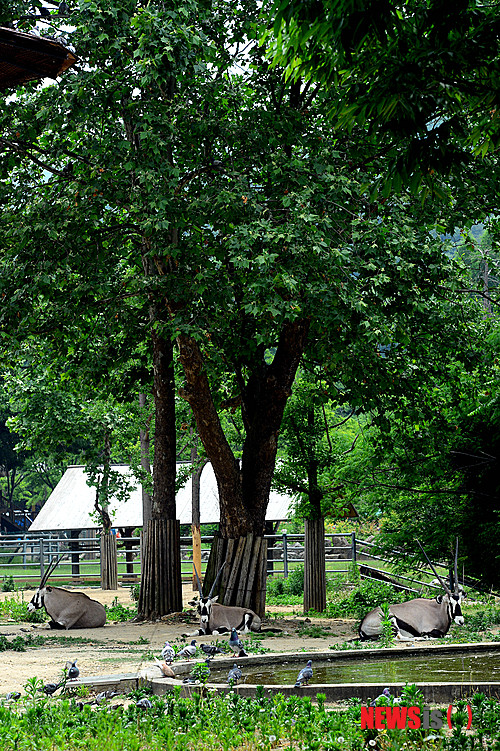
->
[
  {"left": 358, "top": 539, "right": 465, "bottom": 641},
  {"left": 27, "top": 555, "right": 106, "bottom": 629}
]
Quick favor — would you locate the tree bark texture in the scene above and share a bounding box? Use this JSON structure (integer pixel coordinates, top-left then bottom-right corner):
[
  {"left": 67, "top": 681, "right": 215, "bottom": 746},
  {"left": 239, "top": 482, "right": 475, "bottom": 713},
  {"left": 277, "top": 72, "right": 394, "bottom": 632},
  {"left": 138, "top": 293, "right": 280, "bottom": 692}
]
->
[
  {"left": 177, "top": 318, "right": 310, "bottom": 540},
  {"left": 138, "top": 392, "right": 152, "bottom": 527},
  {"left": 137, "top": 329, "right": 182, "bottom": 618},
  {"left": 303, "top": 517, "right": 326, "bottom": 614},
  {"left": 100, "top": 533, "right": 118, "bottom": 591},
  {"left": 204, "top": 533, "right": 268, "bottom": 618},
  {"left": 151, "top": 330, "right": 176, "bottom": 519},
  {"left": 138, "top": 519, "right": 182, "bottom": 619}
]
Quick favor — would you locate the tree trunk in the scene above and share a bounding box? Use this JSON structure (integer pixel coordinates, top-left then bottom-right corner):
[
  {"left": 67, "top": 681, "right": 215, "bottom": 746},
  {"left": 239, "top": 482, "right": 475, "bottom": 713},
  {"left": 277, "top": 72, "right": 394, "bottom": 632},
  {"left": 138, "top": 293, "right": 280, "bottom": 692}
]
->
[
  {"left": 100, "top": 533, "right": 118, "bottom": 590},
  {"left": 139, "top": 392, "right": 152, "bottom": 527},
  {"left": 138, "top": 519, "right": 182, "bottom": 618},
  {"left": 176, "top": 318, "right": 309, "bottom": 609},
  {"left": 137, "top": 330, "right": 182, "bottom": 619},
  {"left": 304, "top": 517, "right": 326, "bottom": 613}
]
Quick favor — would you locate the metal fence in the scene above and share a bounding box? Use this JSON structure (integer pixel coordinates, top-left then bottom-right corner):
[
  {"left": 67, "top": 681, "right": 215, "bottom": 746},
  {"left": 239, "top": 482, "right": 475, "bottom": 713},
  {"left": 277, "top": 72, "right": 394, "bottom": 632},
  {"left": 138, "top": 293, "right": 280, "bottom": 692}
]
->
[{"left": 0, "top": 531, "right": 443, "bottom": 592}]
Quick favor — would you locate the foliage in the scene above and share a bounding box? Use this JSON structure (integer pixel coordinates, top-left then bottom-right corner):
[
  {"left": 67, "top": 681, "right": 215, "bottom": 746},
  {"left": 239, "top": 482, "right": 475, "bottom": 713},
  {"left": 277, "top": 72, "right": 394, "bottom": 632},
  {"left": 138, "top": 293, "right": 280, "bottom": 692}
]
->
[
  {"left": 325, "top": 579, "right": 412, "bottom": 619},
  {"left": 103, "top": 598, "right": 137, "bottom": 622},
  {"left": 265, "top": 0, "right": 500, "bottom": 196},
  {"left": 0, "top": 592, "right": 46, "bottom": 623},
  {"left": 379, "top": 602, "right": 395, "bottom": 648},
  {"left": 274, "top": 373, "right": 362, "bottom": 521},
  {"left": 1, "top": 575, "right": 15, "bottom": 592},
  {"left": 0, "top": 683, "right": 500, "bottom": 749},
  {"left": 267, "top": 565, "right": 304, "bottom": 602}
]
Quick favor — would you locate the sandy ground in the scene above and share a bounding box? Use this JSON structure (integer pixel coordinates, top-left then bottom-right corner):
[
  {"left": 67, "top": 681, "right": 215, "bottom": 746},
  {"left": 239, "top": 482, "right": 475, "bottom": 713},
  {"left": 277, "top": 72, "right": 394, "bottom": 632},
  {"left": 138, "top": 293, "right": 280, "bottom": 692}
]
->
[{"left": 0, "top": 584, "right": 359, "bottom": 696}]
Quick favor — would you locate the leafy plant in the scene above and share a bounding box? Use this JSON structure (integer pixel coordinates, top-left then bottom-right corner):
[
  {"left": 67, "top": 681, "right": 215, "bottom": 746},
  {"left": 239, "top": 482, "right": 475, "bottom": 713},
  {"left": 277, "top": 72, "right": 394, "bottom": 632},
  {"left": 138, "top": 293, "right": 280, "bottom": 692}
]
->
[
  {"left": 379, "top": 602, "right": 395, "bottom": 647},
  {"left": 129, "top": 583, "right": 140, "bottom": 602},
  {"left": 325, "top": 580, "right": 411, "bottom": 619},
  {"left": 1, "top": 575, "right": 15, "bottom": 592},
  {"left": 104, "top": 598, "right": 137, "bottom": 622},
  {"left": 0, "top": 592, "right": 46, "bottom": 623}
]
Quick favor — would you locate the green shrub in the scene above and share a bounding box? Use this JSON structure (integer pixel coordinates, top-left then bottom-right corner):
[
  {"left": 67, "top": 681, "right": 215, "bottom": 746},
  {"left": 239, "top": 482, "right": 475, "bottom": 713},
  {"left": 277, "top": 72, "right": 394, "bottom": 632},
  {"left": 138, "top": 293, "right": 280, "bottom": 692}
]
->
[
  {"left": 129, "top": 582, "right": 140, "bottom": 602},
  {"left": 0, "top": 593, "right": 46, "bottom": 623},
  {"left": 325, "top": 580, "right": 411, "bottom": 619},
  {"left": 287, "top": 565, "right": 304, "bottom": 596},
  {"left": 1, "top": 575, "right": 15, "bottom": 592},
  {"left": 104, "top": 598, "right": 137, "bottom": 621},
  {"left": 266, "top": 566, "right": 304, "bottom": 603}
]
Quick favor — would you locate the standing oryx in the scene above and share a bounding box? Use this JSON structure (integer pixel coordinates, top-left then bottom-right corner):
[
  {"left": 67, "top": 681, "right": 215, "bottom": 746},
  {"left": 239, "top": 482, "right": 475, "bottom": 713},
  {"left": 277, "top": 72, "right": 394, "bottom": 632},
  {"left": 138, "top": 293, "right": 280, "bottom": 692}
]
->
[
  {"left": 190, "top": 563, "right": 262, "bottom": 635},
  {"left": 359, "top": 539, "right": 465, "bottom": 641},
  {"left": 28, "top": 555, "right": 106, "bottom": 629}
]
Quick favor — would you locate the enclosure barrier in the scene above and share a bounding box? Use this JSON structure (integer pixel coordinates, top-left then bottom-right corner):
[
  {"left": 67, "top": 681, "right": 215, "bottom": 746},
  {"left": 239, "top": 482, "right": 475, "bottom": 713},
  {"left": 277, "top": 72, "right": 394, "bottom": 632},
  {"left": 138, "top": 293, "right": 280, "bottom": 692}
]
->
[{"left": 0, "top": 531, "right": 448, "bottom": 592}]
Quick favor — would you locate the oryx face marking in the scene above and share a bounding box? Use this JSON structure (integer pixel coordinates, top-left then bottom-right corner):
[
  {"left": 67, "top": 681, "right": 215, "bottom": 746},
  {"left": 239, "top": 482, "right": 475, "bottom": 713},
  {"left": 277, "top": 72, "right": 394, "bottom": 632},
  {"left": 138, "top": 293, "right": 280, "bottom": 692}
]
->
[
  {"left": 449, "top": 593, "right": 464, "bottom": 626},
  {"left": 197, "top": 595, "right": 218, "bottom": 631},
  {"left": 27, "top": 586, "right": 46, "bottom": 612}
]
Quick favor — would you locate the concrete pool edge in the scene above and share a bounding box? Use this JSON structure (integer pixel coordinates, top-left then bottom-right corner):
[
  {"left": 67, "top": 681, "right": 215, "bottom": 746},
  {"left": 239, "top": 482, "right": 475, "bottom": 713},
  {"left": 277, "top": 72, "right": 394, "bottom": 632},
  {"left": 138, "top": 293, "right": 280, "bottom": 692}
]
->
[
  {"left": 70, "top": 641, "right": 500, "bottom": 704},
  {"left": 150, "top": 641, "right": 500, "bottom": 703}
]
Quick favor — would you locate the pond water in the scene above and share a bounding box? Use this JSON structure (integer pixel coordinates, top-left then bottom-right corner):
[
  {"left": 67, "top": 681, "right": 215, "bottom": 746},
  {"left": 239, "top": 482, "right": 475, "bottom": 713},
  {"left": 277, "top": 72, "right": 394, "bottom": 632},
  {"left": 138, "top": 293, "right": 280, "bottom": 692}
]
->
[{"left": 209, "top": 652, "right": 500, "bottom": 685}]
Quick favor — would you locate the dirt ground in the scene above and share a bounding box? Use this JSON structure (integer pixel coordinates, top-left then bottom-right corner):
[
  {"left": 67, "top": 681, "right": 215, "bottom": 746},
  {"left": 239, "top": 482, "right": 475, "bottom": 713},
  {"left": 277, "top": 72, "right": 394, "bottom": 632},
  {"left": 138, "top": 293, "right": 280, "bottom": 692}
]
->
[{"left": 0, "top": 584, "right": 359, "bottom": 696}]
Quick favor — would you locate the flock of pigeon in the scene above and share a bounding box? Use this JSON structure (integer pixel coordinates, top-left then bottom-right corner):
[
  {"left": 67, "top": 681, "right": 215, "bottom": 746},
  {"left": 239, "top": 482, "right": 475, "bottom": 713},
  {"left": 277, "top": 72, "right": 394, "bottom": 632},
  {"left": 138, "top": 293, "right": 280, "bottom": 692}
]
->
[
  {"left": 157, "top": 629, "right": 314, "bottom": 689},
  {"left": 4, "top": 630, "right": 315, "bottom": 708}
]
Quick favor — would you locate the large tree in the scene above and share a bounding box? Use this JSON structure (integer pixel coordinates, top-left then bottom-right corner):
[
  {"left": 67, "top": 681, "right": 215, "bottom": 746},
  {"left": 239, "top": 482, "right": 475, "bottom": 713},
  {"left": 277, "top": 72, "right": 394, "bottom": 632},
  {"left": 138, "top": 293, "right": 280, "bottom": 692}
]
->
[{"left": 0, "top": 0, "right": 485, "bottom": 614}]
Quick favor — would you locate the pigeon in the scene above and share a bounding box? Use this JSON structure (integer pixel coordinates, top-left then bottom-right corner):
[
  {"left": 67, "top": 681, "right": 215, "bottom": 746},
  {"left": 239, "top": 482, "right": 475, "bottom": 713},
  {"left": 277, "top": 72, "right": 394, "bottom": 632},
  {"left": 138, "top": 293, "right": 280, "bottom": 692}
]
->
[
  {"left": 41, "top": 681, "right": 62, "bottom": 696},
  {"left": 177, "top": 639, "right": 197, "bottom": 659},
  {"left": 200, "top": 643, "right": 224, "bottom": 657},
  {"left": 294, "top": 660, "right": 313, "bottom": 687},
  {"left": 136, "top": 697, "right": 152, "bottom": 709},
  {"left": 161, "top": 641, "right": 175, "bottom": 663},
  {"left": 227, "top": 664, "right": 242, "bottom": 685},
  {"left": 370, "top": 688, "right": 400, "bottom": 706},
  {"left": 154, "top": 658, "right": 175, "bottom": 678},
  {"left": 5, "top": 691, "right": 21, "bottom": 701},
  {"left": 66, "top": 660, "right": 79, "bottom": 680},
  {"left": 229, "top": 628, "right": 247, "bottom": 657}
]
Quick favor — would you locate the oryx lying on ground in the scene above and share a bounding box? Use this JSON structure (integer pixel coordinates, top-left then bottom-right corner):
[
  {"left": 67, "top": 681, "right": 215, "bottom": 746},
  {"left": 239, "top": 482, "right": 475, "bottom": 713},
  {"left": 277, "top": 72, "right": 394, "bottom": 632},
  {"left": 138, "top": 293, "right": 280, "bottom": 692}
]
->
[
  {"left": 189, "top": 563, "right": 262, "bottom": 635},
  {"left": 358, "top": 540, "right": 465, "bottom": 641},
  {"left": 27, "top": 556, "right": 106, "bottom": 629}
]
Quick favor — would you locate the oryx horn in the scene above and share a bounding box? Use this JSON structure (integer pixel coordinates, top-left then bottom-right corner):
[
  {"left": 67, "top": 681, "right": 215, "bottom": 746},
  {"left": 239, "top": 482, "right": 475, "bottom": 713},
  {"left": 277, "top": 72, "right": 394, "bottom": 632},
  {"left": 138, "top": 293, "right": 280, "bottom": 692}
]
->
[
  {"left": 454, "top": 537, "right": 459, "bottom": 595},
  {"left": 208, "top": 562, "right": 227, "bottom": 599},
  {"left": 192, "top": 562, "right": 204, "bottom": 598},
  {"left": 416, "top": 539, "right": 452, "bottom": 596},
  {"left": 40, "top": 553, "right": 67, "bottom": 587}
]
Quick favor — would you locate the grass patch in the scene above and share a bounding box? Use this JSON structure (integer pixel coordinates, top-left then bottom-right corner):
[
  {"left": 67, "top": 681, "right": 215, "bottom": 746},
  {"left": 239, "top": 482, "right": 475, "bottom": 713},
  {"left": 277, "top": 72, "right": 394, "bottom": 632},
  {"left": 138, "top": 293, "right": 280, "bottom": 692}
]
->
[
  {"left": 104, "top": 598, "right": 137, "bottom": 622},
  {"left": 296, "top": 625, "right": 331, "bottom": 638}
]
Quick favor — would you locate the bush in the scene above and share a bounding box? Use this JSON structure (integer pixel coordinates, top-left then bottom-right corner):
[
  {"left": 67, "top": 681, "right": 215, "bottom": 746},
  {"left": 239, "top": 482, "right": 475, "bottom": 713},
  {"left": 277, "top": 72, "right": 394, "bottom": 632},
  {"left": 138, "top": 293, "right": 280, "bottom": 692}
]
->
[
  {"left": 1, "top": 575, "right": 15, "bottom": 592},
  {"left": 287, "top": 565, "right": 304, "bottom": 596},
  {"left": 267, "top": 565, "right": 304, "bottom": 603},
  {"left": 325, "top": 580, "right": 411, "bottom": 619}
]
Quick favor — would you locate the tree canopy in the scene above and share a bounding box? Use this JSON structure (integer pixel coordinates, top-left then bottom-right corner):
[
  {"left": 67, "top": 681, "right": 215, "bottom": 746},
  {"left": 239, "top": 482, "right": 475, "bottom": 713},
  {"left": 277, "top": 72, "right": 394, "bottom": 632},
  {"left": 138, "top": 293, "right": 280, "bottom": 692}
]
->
[{"left": 266, "top": 0, "right": 500, "bottom": 195}]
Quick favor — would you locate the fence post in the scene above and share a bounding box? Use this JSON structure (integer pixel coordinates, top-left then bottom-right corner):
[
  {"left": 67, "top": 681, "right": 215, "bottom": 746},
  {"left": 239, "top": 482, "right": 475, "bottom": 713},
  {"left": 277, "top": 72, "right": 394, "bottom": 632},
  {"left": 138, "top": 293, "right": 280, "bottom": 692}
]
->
[
  {"left": 282, "top": 530, "right": 289, "bottom": 579},
  {"left": 351, "top": 531, "right": 356, "bottom": 563},
  {"left": 39, "top": 538, "right": 44, "bottom": 581}
]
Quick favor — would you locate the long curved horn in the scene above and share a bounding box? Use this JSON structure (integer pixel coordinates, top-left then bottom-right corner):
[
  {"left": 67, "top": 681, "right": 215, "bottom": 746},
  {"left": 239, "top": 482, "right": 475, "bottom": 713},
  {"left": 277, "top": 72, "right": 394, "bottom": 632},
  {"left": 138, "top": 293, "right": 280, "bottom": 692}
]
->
[
  {"left": 208, "top": 562, "right": 227, "bottom": 599},
  {"left": 454, "top": 537, "right": 459, "bottom": 595},
  {"left": 192, "top": 562, "right": 203, "bottom": 598},
  {"left": 40, "top": 553, "right": 66, "bottom": 587},
  {"left": 416, "top": 539, "right": 452, "bottom": 596}
]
